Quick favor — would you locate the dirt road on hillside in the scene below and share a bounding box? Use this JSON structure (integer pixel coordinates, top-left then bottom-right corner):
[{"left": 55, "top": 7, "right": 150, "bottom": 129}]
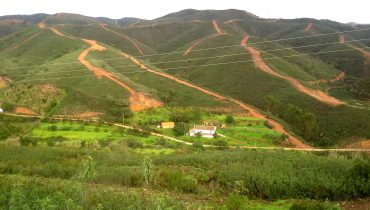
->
[
  {"left": 117, "top": 50, "right": 312, "bottom": 149},
  {"left": 241, "top": 36, "right": 344, "bottom": 106},
  {"left": 182, "top": 34, "right": 222, "bottom": 56},
  {"left": 100, "top": 24, "right": 144, "bottom": 55},
  {"left": 78, "top": 39, "right": 162, "bottom": 111},
  {"left": 340, "top": 35, "right": 370, "bottom": 60},
  {"left": 183, "top": 20, "right": 226, "bottom": 56},
  {"left": 38, "top": 21, "right": 162, "bottom": 111},
  {"left": 309, "top": 72, "right": 345, "bottom": 85},
  {"left": 212, "top": 20, "right": 224, "bottom": 34},
  {"left": 304, "top": 23, "right": 313, "bottom": 32}
]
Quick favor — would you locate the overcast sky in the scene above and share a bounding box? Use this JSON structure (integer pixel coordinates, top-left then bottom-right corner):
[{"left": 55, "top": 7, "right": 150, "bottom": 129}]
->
[{"left": 2, "top": 0, "right": 369, "bottom": 24}]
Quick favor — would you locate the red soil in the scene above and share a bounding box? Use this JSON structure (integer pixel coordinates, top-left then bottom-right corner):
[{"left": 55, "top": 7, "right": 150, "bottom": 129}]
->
[
  {"left": 308, "top": 72, "right": 345, "bottom": 85},
  {"left": 78, "top": 39, "right": 162, "bottom": 111},
  {"left": 15, "top": 107, "right": 36, "bottom": 116},
  {"left": 182, "top": 34, "right": 222, "bottom": 56},
  {"left": 100, "top": 24, "right": 144, "bottom": 55},
  {"left": 119, "top": 51, "right": 312, "bottom": 149},
  {"left": 38, "top": 20, "right": 161, "bottom": 112},
  {"left": 212, "top": 20, "right": 224, "bottom": 34},
  {"left": 241, "top": 36, "right": 345, "bottom": 106},
  {"left": 304, "top": 23, "right": 313, "bottom": 32},
  {"left": 340, "top": 35, "right": 370, "bottom": 60}
]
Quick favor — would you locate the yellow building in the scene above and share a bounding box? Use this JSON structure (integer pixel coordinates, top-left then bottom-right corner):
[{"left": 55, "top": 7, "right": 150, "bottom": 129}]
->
[{"left": 160, "top": 122, "right": 175, "bottom": 129}]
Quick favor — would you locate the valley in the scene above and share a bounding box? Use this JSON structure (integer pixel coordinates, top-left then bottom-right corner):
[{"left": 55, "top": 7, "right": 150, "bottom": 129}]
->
[{"left": 0, "top": 9, "right": 369, "bottom": 209}]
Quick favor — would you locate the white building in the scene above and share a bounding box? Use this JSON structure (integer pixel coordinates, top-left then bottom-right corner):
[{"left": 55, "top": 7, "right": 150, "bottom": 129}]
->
[
  {"left": 189, "top": 125, "right": 217, "bottom": 138},
  {"left": 0, "top": 108, "right": 3, "bottom": 113}
]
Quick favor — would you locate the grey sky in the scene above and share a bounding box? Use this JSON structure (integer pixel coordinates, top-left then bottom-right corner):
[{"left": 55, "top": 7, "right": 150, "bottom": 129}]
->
[{"left": 2, "top": 0, "right": 369, "bottom": 24}]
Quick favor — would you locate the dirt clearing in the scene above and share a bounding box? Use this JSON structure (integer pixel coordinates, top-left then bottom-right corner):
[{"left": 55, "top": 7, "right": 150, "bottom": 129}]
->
[
  {"left": 309, "top": 72, "right": 345, "bottom": 85},
  {"left": 15, "top": 107, "right": 36, "bottom": 116},
  {"left": 241, "top": 36, "right": 344, "bottom": 106},
  {"left": 340, "top": 35, "right": 370, "bottom": 61}
]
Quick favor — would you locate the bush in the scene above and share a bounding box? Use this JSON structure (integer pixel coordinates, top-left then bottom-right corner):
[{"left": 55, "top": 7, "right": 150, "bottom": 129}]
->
[
  {"left": 98, "top": 139, "right": 112, "bottom": 148},
  {"left": 126, "top": 139, "right": 143, "bottom": 149},
  {"left": 192, "top": 141, "right": 204, "bottom": 150},
  {"left": 157, "top": 170, "right": 197, "bottom": 193},
  {"left": 290, "top": 200, "right": 340, "bottom": 210},
  {"left": 47, "top": 125, "right": 58, "bottom": 131},
  {"left": 173, "top": 122, "right": 189, "bottom": 136},
  {"left": 225, "top": 115, "right": 235, "bottom": 125},
  {"left": 213, "top": 140, "right": 228, "bottom": 148},
  {"left": 1, "top": 101, "right": 14, "bottom": 112},
  {"left": 225, "top": 194, "right": 246, "bottom": 210}
]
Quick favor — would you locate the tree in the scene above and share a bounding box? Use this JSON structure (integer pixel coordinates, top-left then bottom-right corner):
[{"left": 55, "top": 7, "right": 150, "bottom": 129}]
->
[
  {"left": 2, "top": 101, "right": 14, "bottom": 112},
  {"left": 225, "top": 115, "right": 235, "bottom": 124},
  {"left": 173, "top": 122, "right": 188, "bottom": 136}
]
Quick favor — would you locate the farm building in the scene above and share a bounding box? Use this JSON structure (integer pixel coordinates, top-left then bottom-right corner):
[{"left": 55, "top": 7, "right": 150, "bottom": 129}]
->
[
  {"left": 189, "top": 125, "right": 217, "bottom": 138},
  {"left": 160, "top": 122, "right": 175, "bottom": 129}
]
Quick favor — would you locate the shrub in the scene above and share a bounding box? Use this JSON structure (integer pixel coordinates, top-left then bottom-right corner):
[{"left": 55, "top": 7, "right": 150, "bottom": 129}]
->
[
  {"left": 173, "top": 122, "right": 189, "bottom": 136},
  {"left": 192, "top": 141, "right": 204, "bottom": 150},
  {"left": 47, "top": 125, "right": 58, "bottom": 131},
  {"left": 225, "top": 115, "right": 235, "bottom": 124},
  {"left": 225, "top": 194, "right": 246, "bottom": 210},
  {"left": 290, "top": 200, "right": 340, "bottom": 210},
  {"left": 98, "top": 139, "right": 112, "bottom": 148},
  {"left": 213, "top": 140, "right": 228, "bottom": 148},
  {"left": 157, "top": 170, "right": 197, "bottom": 193},
  {"left": 126, "top": 139, "right": 143, "bottom": 149},
  {"left": 2, "top": 101, "right": 15, "bottom": 112}
]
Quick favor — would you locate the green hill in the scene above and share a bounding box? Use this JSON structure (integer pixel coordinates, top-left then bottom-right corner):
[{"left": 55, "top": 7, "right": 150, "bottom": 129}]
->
[{"left": 0, "top": 10, "right": 370, "bottom": 147}]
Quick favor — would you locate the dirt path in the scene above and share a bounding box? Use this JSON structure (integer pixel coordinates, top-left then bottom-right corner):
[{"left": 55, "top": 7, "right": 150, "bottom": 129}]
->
[
  {"left": 38, "top": 21, "right": 161, "bottom": 111},
  {"left": 100, "top": 24, "right": 144, "bottom": 55},
  {"left": 340, "top": 35, "right": 370, "bottom": 60},
  {"left": 78, "top": 39, "right": 162, "bottom": 111},
  {"left": 117, "top": 51, "right": 312, "bottom": 149},
  {"left": 183, "top": 20, "right": 226, "bottom": 56},
  {"left": 182, "top": 34, "right": 222, "bottom": 56},
  {"left": 241, "top": 36, "right": 345, "bottom": 106},
  {"left": 304, "top": 23, "right": 313, "bottom": 32},
  {"left": 308, "top": 71, "right": 345, "bottom": 85},
  {"left": 212, "top": 20, "right": 224, "bottom": 35},
  {"left": 10, "top": 32, "right": 41, "bottom": 50}
]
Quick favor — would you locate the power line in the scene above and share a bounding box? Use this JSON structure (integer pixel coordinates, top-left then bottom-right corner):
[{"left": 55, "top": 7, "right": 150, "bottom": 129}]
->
[
  {"left": 4, "top": 37, "right": 370, "bottom": 78},
  {"left": 1, "top": 27, "right": 370, "bottom": 71},
  {"left": 11, "top": 46, "right": 370, "bottom": 84}
]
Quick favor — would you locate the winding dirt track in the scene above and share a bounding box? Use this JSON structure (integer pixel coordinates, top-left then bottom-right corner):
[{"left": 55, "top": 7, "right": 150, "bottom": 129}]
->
[
  {"left": 183, "top": 20, "right": 225, "bottom": 56},
  {"left": 241, "top": 36, "right": 345, "bottom": 106},
  {"left": 308, "top": 72, "right": 345, "bottom": 85},
  {"left": 38, "top": 21, "right": 162, "bottom": 111},
  {"left": 340, "top": 35, "right": 370, "bottom": 60},
  {"left": 304, "top": 23, "right": 313, "bottom": 32},
  {"left": 99, "top": 24, "right": 144, "bottom": 55},
  {"left": 117, "top": 50, "right": 312, "bottom": 149}
]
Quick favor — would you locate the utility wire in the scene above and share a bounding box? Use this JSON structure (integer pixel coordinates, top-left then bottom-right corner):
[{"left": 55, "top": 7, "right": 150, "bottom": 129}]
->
[
  {"left": 12, "top": 46, "right": 370, "bottom": 83},
  {"left": 3, "top": 37, "right": 370, "bottom": 78},
  {"left": 1, "top": 27, "right": 370, "bottom": 71}
]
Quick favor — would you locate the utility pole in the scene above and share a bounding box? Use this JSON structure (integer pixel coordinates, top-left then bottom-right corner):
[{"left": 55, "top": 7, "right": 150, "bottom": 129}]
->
[
  {"left": 122, "top": 114, "right": 125, "bottom": 124},
  {"left": 116, "top": 19, "right": 118, "bottom": 25}
]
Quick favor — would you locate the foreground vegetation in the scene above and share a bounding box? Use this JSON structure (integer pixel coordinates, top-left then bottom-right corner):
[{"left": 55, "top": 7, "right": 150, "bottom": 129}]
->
[{"left": 0, "top": 143, "right": 368, "bottom": 209}]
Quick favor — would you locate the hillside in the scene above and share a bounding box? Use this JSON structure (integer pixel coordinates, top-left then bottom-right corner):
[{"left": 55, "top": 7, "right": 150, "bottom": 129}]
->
[{"left": 0, "top": 10, "right": 370, "bottom": 148}]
